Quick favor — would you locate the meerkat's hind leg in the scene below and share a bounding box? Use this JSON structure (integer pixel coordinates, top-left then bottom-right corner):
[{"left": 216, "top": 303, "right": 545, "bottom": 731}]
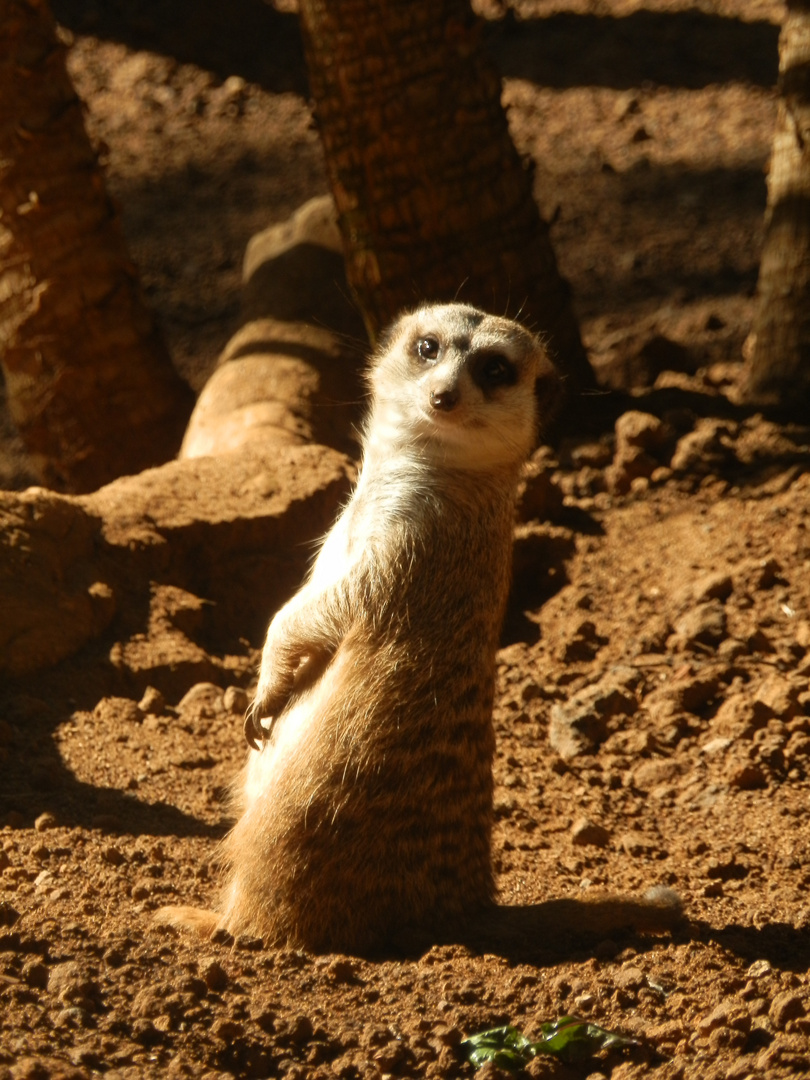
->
[{"left": 153, "top": 904, "right": 225, "bottom": 940}]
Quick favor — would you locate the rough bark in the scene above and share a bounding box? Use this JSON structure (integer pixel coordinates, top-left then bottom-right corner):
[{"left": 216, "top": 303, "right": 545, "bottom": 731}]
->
[
  {"left": 0, "top": 0, "right": 194, "bottom": 493},
  {"left": 298, "top": 0, "right": 592, "bottom": 392},
  {"left": 743, "top": 0, "right": 810, "bottom": 409}
]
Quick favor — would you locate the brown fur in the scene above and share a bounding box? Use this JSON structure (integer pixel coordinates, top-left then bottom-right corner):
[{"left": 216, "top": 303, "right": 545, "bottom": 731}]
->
[{"left": 157, "top": 303, "right": 682, "bottom": 955}]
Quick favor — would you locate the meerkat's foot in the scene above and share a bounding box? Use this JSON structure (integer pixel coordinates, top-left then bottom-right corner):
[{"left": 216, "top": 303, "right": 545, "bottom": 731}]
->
[{"left": 154, "top": 904, "right": 224, "bottom": 939}]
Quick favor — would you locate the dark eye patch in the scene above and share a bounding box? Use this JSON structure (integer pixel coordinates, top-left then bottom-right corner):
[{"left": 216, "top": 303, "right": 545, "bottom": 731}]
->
[{"left": 472, "top": 352, "right": 517, "bottom": 391}]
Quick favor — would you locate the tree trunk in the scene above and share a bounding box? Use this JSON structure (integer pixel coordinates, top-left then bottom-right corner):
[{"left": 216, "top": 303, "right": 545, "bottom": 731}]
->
[
  {"left": 743, "top": 0, "right": 810, "bottom": 409},
  {"left": 298, "top": 0, "right": 592, "bottom": 392},
  {"left": 0, "top": 0, "right": 194, "bottom": 493}
]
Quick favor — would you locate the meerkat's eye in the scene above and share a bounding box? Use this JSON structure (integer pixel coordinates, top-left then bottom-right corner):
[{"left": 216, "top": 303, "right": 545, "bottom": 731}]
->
[
  {"left": 417, "top": 336, "right": 440, "bottom": 362},
  {"left": 474, "top": 353, "right": 517, "bottom": 390}
]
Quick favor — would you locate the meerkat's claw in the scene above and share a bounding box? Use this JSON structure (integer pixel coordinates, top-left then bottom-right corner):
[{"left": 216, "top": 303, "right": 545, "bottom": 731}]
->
[
  {"left": 243, "top": 713, "right": 261, "bottom": 750},
  {"left": 244, "top": 708, "right": 278, "bottom": 749}
]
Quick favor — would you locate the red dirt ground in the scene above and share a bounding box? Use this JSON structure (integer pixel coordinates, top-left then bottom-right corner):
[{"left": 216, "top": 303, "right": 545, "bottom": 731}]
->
[{"left": 2, "top": 2, "right": 810, "bottom": 1079}]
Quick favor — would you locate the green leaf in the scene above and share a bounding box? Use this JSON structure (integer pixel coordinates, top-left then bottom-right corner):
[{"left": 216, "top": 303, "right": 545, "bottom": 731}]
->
[
  {"left": 534, "top": 1016, "right": 639, "bottom": 1062},
  {"left": 461, "top": 1017, "right": 640, "bottom": 1070},
  {"left": 461, "top": 1026, "right": 534, "bottom": 1072}
]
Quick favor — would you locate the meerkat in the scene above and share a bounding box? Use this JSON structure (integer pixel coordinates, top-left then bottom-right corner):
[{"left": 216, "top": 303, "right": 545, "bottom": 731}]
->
[{"left": 159, "top": 302, "right": 680, "bottom": 954}]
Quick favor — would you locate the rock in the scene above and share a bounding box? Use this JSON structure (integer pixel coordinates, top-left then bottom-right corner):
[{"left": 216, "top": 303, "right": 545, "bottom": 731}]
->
[
  {"left": 670, "top": 600, "right": 727, "bottom": 650},
  {"left": 570, "top": 818, "right": 611, "bottom": 847},
  {"left": 639, "top": 334, "right": 695, "bottom": 379},
  {"left": 632, "top": 759, "right": 681, "bottom": 789},
  {"left": 670, "top": 418, "right": 737, "bottom": 474},
  {"left": 727, "top": 761, "right": 767, "bottom": 789},
  {"left": 201, "top": 960, "right": 228, "bottom": 992},
  {"left": 10, "top": 1057, "right": 90, "bottom": 1080},
  {"left": 22, "top": 961, "right": 49, "bottom": 989},
  {"left": 212, "top": 1018, "right": 244, "bottom": 1041},
  {"left": 606, "top": 411, "right": 677, "bottom": 493},
  {"left": 176, "top": 683, "right": 225, "bottom": 716},
  {"left": 138, "top": 686, "right": 167, "bottom": 716},
  {"left": 747, "top": 959, "right": 773, "bottom": 978},
  {"left": 327, "top": 957, "right": 358, "bottom": 983},
  {"left": 753, "top": 675, "right": 803, "bottom": 721},
  {"left": 48, "top": 962, "right": 99, "bottom": 1008},
  {"left": 756, "top": 1033, "right": 810, "bottom": 1073},
  {"left": 101, "top": 845, "right": 126, "bottom": 867},
  {"left": 702, "top": 736, "right": 732, "bottom": 756},
  {"left": 614, "top": 966, "right": 645, "bottom": 992},
  {"left": 223, "top": 686, "right": 250, "bottom": 714},
  {"left": 677, "top": 570, "right": 733, "bottom": 608},
  {"left": 712, "top": 694, "right": 758, "bottom": 738},
  {"left": 34, "top": 812, "right": 58, "bottom": 832},
  {"left": 737, "top": 556, "right": 783, "bottom": 592},
  {"left": 643, "top": 1019, "right": 686, "bottom": 1054},
  {"left": 785, "top": 731, "right": 810, "bottom": 765},
  {"left": 95, "top": 445, "right": 353, "bottom": 648},
  {"left": 131, "top": 986, "right": 168, "bottom": 1019},
  {"left": 615, "top": 410, "right": 673, "bottom": 453},
  {"left": 472, "top": 1062, "right": 514, "bottom": 1080},
  {"left": 93, "top": 698, "right": 143, "bottom": 729},
  {"left": 697, "top": 1000, "right": 751, "bottom": 1035},
  {"left": 635, "top": 614, "right": 672, "bottom": 654},
  {"left": 770, "top": 992, "right": 806, "bottom": 1030},
  {"left": 565, "top": 440, "right": 612, "bottom": 469},
  {"left": 282, "top": 1013, "right": 314, "bottom": 1044},
  {"left": 606, "top": 446, "right": 658, "bottom": 494},
  {"left": 549, "top": 678, "right": 636, "bottom": 761}
]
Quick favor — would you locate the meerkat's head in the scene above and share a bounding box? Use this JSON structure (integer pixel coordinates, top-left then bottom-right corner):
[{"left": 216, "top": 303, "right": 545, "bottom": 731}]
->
[{"left": 365, "top": 303, "right": 555, "bottom": 471}]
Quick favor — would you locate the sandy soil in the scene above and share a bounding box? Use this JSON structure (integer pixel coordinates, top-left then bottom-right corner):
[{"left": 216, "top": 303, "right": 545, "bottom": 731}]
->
[{"left": 3, "top": 2, "right": 810, "bottom": 1079}]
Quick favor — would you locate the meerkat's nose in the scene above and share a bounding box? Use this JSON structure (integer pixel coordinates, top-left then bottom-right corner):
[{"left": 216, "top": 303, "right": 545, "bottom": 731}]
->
[{"left": 430, "top": 386, "right": 458, "bottom": 411}]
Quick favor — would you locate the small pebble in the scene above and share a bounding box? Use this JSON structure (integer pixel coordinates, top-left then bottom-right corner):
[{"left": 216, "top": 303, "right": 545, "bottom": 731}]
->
[
  {"left": 101, "top": 845, "right": 126, "bottom": 867},
  {"left": 769, "top": 991, "right": 806, "bottom": 1030},
  {"left": 223, "top": 685, "right": 249, "bottom": 714},
  {"left": 614, "top": 966, "right": 645, "bottom": 992},
  {"left": 202, "top": 959, "right": 228, "bottom": 992},
  {"left": 570, "top": 818, "right": 611, "bottom": 848},
  {"left": 177, "top": 682, "right": 225, "bottom": 715},
  {"left": 727, "top": 763, "right": 767, "bottom": 790},
  {"left": 138, "top": 686, "right": 167, "bottom": 715}
]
